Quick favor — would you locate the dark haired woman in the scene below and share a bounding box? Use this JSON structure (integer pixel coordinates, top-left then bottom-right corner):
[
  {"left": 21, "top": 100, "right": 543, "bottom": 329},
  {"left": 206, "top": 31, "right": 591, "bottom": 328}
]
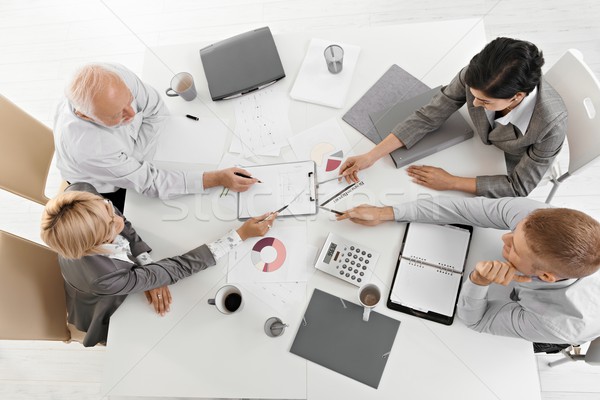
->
[{"left": 340, "top": 37, "right": 567, "bottom": 197}]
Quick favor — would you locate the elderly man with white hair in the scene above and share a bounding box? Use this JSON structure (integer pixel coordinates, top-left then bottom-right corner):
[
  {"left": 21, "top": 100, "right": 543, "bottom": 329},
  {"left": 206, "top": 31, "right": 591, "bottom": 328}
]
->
[{"left": 54, "top": 63, "right": 256, "bottom": 211}]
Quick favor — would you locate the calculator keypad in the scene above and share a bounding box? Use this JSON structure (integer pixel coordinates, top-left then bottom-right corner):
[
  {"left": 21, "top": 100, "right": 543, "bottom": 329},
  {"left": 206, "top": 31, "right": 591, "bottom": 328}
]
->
[{"left": 315, "top": 233, "right": 379, "bottom": 287}]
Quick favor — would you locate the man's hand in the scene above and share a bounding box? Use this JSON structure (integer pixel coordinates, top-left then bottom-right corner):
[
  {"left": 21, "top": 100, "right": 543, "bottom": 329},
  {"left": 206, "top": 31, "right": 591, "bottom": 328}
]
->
[
  {"left": 204, "top": 167, "right": 258, "bottom": 192},
  {"left": 336, "top": 204, "right": 395, "bottom": 226},
  {"left": 406, "top": 165, "right": 457, "bottom": 191},
  {"left": 145, "top": 286, "right": 172, "bottom": 316},
  {"left": 236, "top": 212, "right": 277, "bottom": 240},
  {"left": 338, "top": 153, "right": 376, "bottom": 183},
  {"left": 470, "top": 260, "right": 532, "bottom": 286}
]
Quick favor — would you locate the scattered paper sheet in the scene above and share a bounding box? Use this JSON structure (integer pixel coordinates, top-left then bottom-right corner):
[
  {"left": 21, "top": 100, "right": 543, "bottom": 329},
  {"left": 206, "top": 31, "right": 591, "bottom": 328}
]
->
[
  {"left": 230, "top": 88, "right": 293, "bottom": 157},
  {"left": 238, "top": 282, "right": 306, "bottom": 316},
  {"left": 290, "top": 38, "right": 361, "bottom": 108},
  {"left": 288, "top": 118, "right": 359, "bottom": 201},
  {"left": 228, "top": 223, "right": 309, "bottom": 283},
  {"left": 153, "top": 115, "right": 228, "bottom": 165}
]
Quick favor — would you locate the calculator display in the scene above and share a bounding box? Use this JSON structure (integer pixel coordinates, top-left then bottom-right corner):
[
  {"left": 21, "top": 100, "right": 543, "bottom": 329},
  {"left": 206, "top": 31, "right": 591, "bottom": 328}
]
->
[{"left": 323, "top": 243, "right": 337, "bottom": 264}]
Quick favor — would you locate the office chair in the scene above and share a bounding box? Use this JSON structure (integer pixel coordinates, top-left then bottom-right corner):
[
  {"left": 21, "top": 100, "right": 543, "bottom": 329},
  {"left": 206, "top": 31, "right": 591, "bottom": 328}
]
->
[
  {"left": 0, "top": 94, "right": 55, "bottom": 205},
  {"left": 543, "top": 49, "right": 600, "bottom": 203},
  {"left": 548, "top": 337, "right": 600, "bottom": 367},
  {"left": 0, "top": 230, "right": 71, "bottom": 341}
]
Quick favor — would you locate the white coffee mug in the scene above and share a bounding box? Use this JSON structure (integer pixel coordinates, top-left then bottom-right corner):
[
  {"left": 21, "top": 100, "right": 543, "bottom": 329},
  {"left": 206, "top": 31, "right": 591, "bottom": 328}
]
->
[
  {"left": 358, "top": 283, "right": 381, "bottom": 322},
  {"left": 207, "top": 285, "right": 244, "bottom": 315}
]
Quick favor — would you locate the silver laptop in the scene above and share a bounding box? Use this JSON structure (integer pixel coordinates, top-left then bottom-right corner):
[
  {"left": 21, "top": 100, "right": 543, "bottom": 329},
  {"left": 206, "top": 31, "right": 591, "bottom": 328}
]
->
[
  {"left": 369, "top": 86, "right": 473, "bottom": 168},
  {"left": 200, "top": 27, "right": 286, "bottom": 101}
]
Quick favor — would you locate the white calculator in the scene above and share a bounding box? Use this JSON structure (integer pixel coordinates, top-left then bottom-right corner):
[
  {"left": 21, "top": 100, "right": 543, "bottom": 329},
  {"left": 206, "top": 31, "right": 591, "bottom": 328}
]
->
[{"left": 315, "top": 232, "right": 379, "bottom": 287}]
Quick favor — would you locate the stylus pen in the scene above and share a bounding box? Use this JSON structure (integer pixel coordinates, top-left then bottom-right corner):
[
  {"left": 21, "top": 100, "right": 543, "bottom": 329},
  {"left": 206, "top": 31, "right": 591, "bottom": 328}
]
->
[
  {"left": 319, "top": 206, "right": 343, "bottom": 216},
  {"left": 317, "top": 175, "right": 345, "bottom": 185},
  {"left": 234, "top": 171, "right": 262, "bottom": 183},
  {"left": 260, "top": 206, "right": 286, "bottom": 222}
]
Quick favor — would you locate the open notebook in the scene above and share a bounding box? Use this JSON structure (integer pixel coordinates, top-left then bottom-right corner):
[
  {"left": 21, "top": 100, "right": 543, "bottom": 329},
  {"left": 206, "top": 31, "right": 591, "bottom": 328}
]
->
[{"left": 387, "top": 223, "right": 472, "bottom": 325}]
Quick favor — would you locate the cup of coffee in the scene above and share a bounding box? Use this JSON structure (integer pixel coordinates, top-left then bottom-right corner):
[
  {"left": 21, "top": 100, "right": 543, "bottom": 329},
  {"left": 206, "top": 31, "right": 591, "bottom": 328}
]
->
[
  {"left": 358, "top": 283, "right": 381, "bottom": 322},
  {"left": 207, "top": 285, "right": 243, "bottom": 314},
  {"left": 165, "top": 72, "right": 197, "bottom": 101},
  {"left": 324, "top": 44, "right": 344, "bottom": 74}
]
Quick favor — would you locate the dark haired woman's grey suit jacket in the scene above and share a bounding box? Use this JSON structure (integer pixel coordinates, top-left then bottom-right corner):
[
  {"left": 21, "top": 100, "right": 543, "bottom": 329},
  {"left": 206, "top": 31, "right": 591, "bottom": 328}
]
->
[
  {"left": 59, "top": 183, "right": 216, "bottom": 347},
  {"left": 391, "top": 68, "right": 567, "bottom": 197}
]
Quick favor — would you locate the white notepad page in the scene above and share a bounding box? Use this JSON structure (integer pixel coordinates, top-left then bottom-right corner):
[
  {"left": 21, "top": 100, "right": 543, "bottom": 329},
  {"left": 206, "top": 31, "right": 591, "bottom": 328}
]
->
[
  {"left": 237, "top": 161, "right": 317, "bottom": 219},
  {"left": 290, "top": 38, "right": 360, "bottom": 109},
  {"left": 390, "top": 223, "right": 471, "bottom": 317}
]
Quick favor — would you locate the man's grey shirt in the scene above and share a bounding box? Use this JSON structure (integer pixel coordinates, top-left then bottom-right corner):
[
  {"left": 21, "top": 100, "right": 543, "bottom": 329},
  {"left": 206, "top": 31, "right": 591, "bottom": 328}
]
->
[{"left": 393, "top": 196, "right": 600, "bottom": 344}]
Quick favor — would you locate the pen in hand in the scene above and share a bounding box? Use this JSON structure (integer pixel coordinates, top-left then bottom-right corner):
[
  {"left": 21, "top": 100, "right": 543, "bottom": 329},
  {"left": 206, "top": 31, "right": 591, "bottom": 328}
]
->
[
  {"left": 319, "top": 206, "right": 343, "bottom": 216},
  {"left": 234, "top": 171, "right": 262, "bottom": 183}
]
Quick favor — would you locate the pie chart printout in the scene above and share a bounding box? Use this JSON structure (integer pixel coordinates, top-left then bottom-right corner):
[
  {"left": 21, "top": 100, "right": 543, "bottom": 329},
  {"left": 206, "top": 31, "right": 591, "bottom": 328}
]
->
[
  {"left": 251, "top": 237, "right": 287, "bottom": 272},
  {"left": 325, "top": 150, "right": 343, "bottom": 172},
  {"left": 311, "top": 142, "right": 335, "bottom": 166}
]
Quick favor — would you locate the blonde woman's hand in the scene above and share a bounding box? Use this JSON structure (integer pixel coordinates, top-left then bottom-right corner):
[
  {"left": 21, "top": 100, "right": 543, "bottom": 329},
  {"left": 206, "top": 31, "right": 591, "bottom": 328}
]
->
[
  {"left": 236, "top": 212, "right": 278, "bottom": 240},
  {"left": 145, "top": 285, "right": 172, "bottom": 316}
]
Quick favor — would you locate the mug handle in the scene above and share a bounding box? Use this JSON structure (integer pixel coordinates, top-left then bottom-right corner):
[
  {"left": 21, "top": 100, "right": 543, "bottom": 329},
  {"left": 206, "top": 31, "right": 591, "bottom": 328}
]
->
[
  {"left": 207, "top": 298, "right": 215, "bottom": 305},
  {"left": 362, "top": 307, "right": 371, "bottom": 322},
  {"left": 165, "top": 88, "right": 179, "bottom": 97}
]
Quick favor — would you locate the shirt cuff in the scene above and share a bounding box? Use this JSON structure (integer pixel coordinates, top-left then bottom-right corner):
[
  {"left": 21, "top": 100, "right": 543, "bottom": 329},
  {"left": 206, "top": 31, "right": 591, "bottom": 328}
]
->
[
  {"left": 463, "top": 276, "right": 490, "bottom": 299},
  {"left": 184, "top": 170, "right": 206, "bottom": 193},
  {"left": 207, "top": 229, "right": 243, "bottom": 261},
  {"left": 135, "top": 252, "right": 154, "bottom": 265}
]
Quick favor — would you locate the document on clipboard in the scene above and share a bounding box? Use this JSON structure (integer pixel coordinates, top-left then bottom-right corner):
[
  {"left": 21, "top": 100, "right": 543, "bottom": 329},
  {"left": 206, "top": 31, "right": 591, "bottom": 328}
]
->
[
  {"left": 387, "top": 223, "right": 473, "bottom": 325},
  {"left": 237, "top": 161, "right": 317, "bottom": 220}
]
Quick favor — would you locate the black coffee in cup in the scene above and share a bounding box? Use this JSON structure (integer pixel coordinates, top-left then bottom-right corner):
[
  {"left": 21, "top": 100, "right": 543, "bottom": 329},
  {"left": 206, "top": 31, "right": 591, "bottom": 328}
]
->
[{"left": 224, "top": 293, "right": 242, "bottom": 312}]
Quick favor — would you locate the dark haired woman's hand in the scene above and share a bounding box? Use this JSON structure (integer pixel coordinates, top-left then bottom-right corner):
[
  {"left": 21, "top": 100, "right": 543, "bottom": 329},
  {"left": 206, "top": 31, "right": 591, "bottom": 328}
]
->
[{"left": 407, "top": 165, "right": 456, "bottom": 191}]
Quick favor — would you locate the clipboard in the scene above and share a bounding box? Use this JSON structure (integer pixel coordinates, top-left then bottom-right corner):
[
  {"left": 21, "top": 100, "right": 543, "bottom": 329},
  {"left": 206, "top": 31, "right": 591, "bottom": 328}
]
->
[
  {"left": 387, "top": 223, "right": 473, "bottom": 325},
  {"left": 237, "top": 161, "right": 318, "bottom": 220}
]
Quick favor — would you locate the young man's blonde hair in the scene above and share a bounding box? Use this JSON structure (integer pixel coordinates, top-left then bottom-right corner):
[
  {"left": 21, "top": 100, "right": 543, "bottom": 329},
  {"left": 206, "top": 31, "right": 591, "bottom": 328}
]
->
[
  {"left": 65, "top": 63, "right": 125, "bottom": 117},
  {"left": 41, "top": 191, "right": 113, "bottom": 259},
  {"left": 524, "top": 208, "right": 600, "bottom": 278}
]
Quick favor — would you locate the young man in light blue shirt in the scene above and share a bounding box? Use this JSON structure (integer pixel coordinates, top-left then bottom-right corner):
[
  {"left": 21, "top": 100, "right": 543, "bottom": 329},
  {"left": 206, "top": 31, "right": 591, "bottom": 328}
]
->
[{"left": 338, "top": 196, "right": 600, "bottom": 350}]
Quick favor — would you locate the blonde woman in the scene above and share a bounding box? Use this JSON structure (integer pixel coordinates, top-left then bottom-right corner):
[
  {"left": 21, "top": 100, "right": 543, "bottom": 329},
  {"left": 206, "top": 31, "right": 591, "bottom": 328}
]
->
[{"left": 41, "top": 182, "right": 275, "bottom": 347}]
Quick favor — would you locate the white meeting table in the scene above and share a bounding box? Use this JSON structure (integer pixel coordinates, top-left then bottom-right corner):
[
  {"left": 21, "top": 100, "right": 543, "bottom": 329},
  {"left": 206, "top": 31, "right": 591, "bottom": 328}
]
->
[{"left": 102, "top": 19, "right": 541, "bottom": 400}]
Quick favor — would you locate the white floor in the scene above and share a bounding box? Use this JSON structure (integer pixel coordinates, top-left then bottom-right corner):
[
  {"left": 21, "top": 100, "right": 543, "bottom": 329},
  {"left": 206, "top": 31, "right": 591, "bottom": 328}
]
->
[{"left": 1, "top": 1, "right": 600, "bottom": 399}]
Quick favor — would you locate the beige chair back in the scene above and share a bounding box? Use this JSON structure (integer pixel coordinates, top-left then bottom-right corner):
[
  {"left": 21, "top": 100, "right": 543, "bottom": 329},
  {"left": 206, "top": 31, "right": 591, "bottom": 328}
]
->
[
  {"left": 0, "top": 94, "right": 54, "bottom": 205},
  {"left": 0, "top": 230, "right": 70, "bottom": 341}
]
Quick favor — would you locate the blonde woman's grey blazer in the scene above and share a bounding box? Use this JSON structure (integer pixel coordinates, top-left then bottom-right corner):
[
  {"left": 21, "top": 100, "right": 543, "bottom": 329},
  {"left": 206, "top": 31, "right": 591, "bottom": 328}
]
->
[{"left": 59, "top": 183, "right": 216, "bottom": 347}]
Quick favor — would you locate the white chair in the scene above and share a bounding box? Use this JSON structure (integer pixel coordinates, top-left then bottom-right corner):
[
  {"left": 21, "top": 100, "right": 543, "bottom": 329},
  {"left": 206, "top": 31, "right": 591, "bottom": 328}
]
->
[
  {"left": 543, "top": 49, "right": 600, "bottom": 203},
  {"left": 548, "top": 337, "right": 600, "bottom": 367}
]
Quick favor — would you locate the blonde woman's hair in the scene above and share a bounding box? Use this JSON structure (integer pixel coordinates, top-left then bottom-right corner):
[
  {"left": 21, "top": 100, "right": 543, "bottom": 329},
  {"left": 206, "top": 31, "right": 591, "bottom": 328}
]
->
[
  {"left": 41, "top": 191, "right": 113, "bottom": 259},
  {"left": 65, "top": 63, "right": 125, "bottom": 117}
]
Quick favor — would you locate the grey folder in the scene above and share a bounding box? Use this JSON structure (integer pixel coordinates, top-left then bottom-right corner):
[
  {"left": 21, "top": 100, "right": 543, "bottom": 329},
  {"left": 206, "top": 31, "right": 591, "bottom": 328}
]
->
[
  {"left": 290, "top": 289, "right": 400, "bottom": 389},
  {"left": 342, "top": 64, "right": 429, "bottom": 144},
  {"left": 200, "top": 27, "right": 285, "bottom": 100},
  {"left": 370, "top": 87, "right": 474, "bottom": 168}
]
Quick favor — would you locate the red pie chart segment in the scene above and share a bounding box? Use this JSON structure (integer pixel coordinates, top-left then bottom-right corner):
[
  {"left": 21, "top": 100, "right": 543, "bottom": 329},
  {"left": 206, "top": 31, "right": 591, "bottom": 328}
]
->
[
  {"left": 325, "top": 150, "right": 344, "bottom": 172},
  {"left": 325, "top": 158, "right": 342, "bottom": 172},
  {"left": 251, "top": 237, "right": 287, "bottom": 272}
]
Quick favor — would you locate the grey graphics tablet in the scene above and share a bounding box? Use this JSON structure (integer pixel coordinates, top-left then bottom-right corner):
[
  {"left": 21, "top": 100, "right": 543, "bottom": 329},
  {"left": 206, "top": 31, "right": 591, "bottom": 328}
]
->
[{"left": 200, "top": 27, "right": 285, "bottom": 100}]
